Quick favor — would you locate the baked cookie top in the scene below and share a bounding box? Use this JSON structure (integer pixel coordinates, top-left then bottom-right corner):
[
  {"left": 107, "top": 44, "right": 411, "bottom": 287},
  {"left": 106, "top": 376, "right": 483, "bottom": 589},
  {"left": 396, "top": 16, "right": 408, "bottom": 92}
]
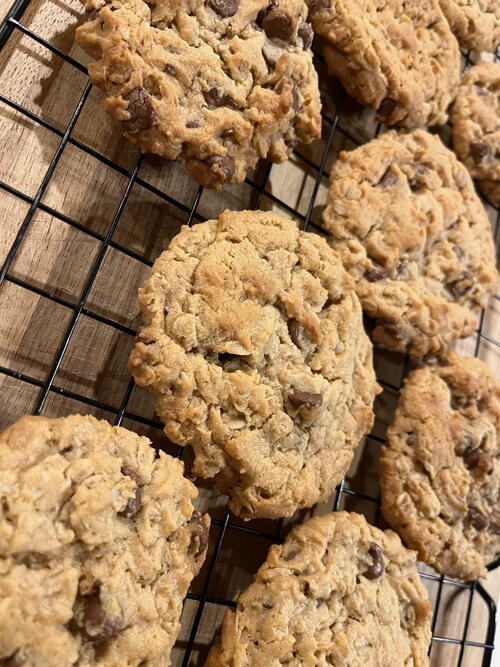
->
[
  {"left": 380, "top": 354, "right": 500, "bottom": 581},
  {"left": 75, "top": 0, "right": 321, "bottom": 189},
  {"left": 129, "top": 209, "right": 379, "bottom": 520},
  {"left": 451, "top": 62, "right": 500, "bottom": 207},
  {"left": 206, "top": 511, "right": 432, "bottom": 666},
  {"left": 321, "top": 129, "right": 497, "bottom": 359},
  {"left": 306, "top": 0, "right": 460, "bottom": 128},
  {"left": 439, "top": 0, "right": 500, "bottom": 53},
  {"left": 0, "top": 415, "right": 209, "bottom": 666}
]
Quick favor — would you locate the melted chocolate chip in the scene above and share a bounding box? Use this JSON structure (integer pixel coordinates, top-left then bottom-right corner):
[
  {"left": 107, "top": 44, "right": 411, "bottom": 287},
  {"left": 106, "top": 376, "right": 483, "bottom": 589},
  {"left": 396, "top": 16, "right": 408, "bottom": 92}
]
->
[
  {"left": 464, "top": 450, "right": 493, "bottom": 475},
  {"left": 118, "top": 466, "right": 142, "bottom": 519},
  {"left": 288, "top": 319, "right": 301, "bottom": 347},
  {"left": 470, "top": 142, "right": 492, "bottom": 163},
  {"left": 186, "top": 120, "right": 200, "bottom": 128},
  {"left": 258, "top": 6, "right": 293, "bottom": 40},
  {"left": 263, "top": 600, "right": 273, "bottom": 609},
  {"left": 468, "top": 508, "right": 489, "bottom": 531},
  {"left": 363, "top": 542, "right": 384, "bottom": 580},
  {"left": 188, "top": 511, "right": 209, "bottom": 559},
  {"left": 282, "top": 546, "right": 299, "bottom": 561},
  {"left": 164, "top": 64, "right": 177, "bottom": 76},
  {"left": 208, "top": 0, "right": 239, "bottom": 16},
  {"left": 82, "top": 582, "right": 123, "bottom": 642},
  {"left": 447, "top": 271, "right": 474, "bottom": 298},
  {"left": 308, "top": 0, "right": 329, "bottom": 13},
  {"left": 376, "top": 98, "right": 397, "bottom": 123},
  {"left": 289, "top": 390, "right": 323, "bottom": 409},
  {"left": 122, "top": 87, "right": 154, "bottom": 133},
  {"left": 206, "top": 155, "right": 236, "bottom": 182},
  {"left": 365, "top": 265, "right": 388, "bottom": 282},
  {"left": 452, "top": 244, "right": 465, "bottom": 259},
  {"left": 298, "top": 22, "right": 313, "bottom": 49},
  {"left": 203, "top": 88, "right": 239, "bottom": 109},
  {"left": 377, "top": 167, "right": 398, "bottom": 189}
]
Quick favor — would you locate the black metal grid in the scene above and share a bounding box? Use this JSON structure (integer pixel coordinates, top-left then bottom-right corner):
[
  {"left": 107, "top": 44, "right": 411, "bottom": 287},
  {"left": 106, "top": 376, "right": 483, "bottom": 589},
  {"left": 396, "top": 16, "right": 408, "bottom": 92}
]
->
[{"left": 0, "top": 2, "right": 499, "bottom": 664}]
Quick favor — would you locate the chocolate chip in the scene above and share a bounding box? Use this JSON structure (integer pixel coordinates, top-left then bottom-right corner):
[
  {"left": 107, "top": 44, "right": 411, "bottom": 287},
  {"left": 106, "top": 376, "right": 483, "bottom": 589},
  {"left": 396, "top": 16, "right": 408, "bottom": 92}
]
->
[
  {"left": 282, "top": 546, "right": 299, "bottom": 561},
  {"left": 82, "top": 582, "right": 123, "bottom": 642},
  {"left": 409, "top": 163, "right": 428, "bottom": 189},
  {"left": 363, "top": 542, "right": 384, "bottom": 580},
  {"left": 208, "top": 0, "right": 239, "bottom": 16},
  {"left": 447, "top": 271, "right": 474, "bottom": 298},
  {"left": 376, "top": 98, "right": 397, "bottom": 123},
  {"left": 467, "top": 508, "right": 489, "bottom": 531},
  {"left": 470, "top": 142, "right": 492, "bottom": 163},
  {"left": 407, "top": 433, "right": 417, "bottom": 446},
  {"left": 365, "top": 265, "right": 388, "bottom": 282},
  {"left": 288, "top": 319, "right": 301, "bottom": 347},
  {"left": 203, "top": 88, "right": 239, "bottom": 109},
  {"left": 164, "top": 64, "right": 176, "bottom": 76},
  {"left": 206, "top": 155, "right": 236, "bottom": 182},
  {"left": 258, "top": 6, "right": 293, "bottom": 40},
  {"left": 377, "top": 167, "right": 398, "bottom": 189},
  {"left": 289, "top": 390, "right": 323, "bottom": 409},
  {"left": 188, "top": 511, "right": 209, "bottom": 559},
  {"left": 122, "top": 87, "right": 154, "bottom": 132},
  {"left": 118, "top": 466, "right": 142, "bottom": 520},
  {"left": 452, "top": 244, "right": 465, "bottom": 259},
  {"left": 308, "top": 0, "right": 329, "bottom": 13},
  {"left": 186, "top": 120, "right": 200, "bottom": 128},
  {"left": 475, "top": 86, "right": 488, "bottom": 97},
  {"left": 464, "top": 450, "right": 493, "bottom": 475},
  {"left": 298, "top": 22, "right": 313, "bottom": 49},
  {"left": 412, "top": 163, "right": 428, "bottom": 176},
  {"left": 262, "top": 600, "right": 273, "bottom": 609}
]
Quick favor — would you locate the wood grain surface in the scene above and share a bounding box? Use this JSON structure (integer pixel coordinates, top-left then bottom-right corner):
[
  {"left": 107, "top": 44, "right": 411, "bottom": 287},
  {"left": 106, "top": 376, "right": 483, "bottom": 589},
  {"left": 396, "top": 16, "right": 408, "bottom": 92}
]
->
[{"left": 0, "top": 0, "right": 499, "bottom": 664}]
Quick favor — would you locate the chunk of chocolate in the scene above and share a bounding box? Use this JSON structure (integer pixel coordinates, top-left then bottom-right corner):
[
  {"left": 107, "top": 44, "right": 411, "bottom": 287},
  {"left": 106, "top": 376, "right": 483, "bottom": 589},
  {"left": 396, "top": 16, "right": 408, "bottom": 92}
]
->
[
  {"left": 258, "top": 6, "right": 293, "bottom": 40},
  {"left": 376, "top": 98, "right": 397, "bottom": 123},
  {"left": 308, "top": 0, "right": 329, "bottom": 13},
  {"left": 447, "top": 271, "right": 474, "bottom": 299},
  {"left": 122, "top": 87, "right": 154, "bottom": 132},
  {"left": 118, "top": 466, "right": 142, "bottom": 520},
  {"left": 289, "top": 390, "right": 323, "bottom": 409},
  {"left": 452, "top": 244, "right": 465, "bottom": 259},
  {"left": 206, "top": 155, "right": 236, "bottom": 182},
  {"left": 298, "top": 23, "right": 313, "bottom": 49},
  {"left": 203, "top": 88, "right": 239, "bottom": 109},
  {"left": 365, "top": 265, "right": 388, "bottom": 282},
  {"left": 164, "top": 64, "right": 177, "bottom": 76},
  {"left": 377, "top": 167, "right": 398, "bottom": 189},
  {"left": 82, "top": 582, "right": 123, "bottom": 642},
  {"left": 288, "top": 319, "right": 301, "bottom": 347},
  {"left": 363, "top": 542, "right": 384, "bottom": 580},
  {"left": 470, "top": 142, "right": 492, "bottom": 163},
  {"left": 467, "top": 508, "right": 489, "bottom": 531},
  {"left": 208, "top": 0, "right": 240, "bottom": 17},
  {"left": 188, "top": 511, "right": 209, "bottom": 559},
  {"left": 464, "top": 449, "right": 493, "bottom": 475}
]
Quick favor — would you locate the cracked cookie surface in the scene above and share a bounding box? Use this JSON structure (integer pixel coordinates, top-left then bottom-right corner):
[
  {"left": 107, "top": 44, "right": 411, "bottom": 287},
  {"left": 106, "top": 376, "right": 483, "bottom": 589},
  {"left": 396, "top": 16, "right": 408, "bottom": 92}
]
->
[
  {"left": 75, "top": 0, "right": 321, "bottom": 188},
  {"left": 306, "top": 0, "right": 460, "bottom": 128},
  {"left": 451, "top": 62, "right": 500, "bottom": 207},
  {"left": 0, "top": 414, "right": 209, "bottom": 666},
  {"left": 321, "top": 129, "right": 497, "bottom": 359},
  {"left": 439, "top": 0, "right": 500, "bottom": 53},
  {"left": 129, "top": 209, "right": 379, "bottom": 519},
  {"left": 205, "top": 511, "right": 432, "bottom": 666},
  {"left": 380, "top": 354, "right": 500, "bottom": 581}
]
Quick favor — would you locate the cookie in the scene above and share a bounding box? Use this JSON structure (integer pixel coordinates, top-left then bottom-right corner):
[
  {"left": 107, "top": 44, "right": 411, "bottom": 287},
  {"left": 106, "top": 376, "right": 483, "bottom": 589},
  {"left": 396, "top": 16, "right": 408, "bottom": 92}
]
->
[
  {"left": 451, "top": 62, "right": 500, "bottom": 207},
  {"left": 306, "top": 0, "right": 460, "bottom": 128},
  {"left": 439, "top": 0, "right": 500, "bottom": 53},
  {"left": 129, "top": 209, "right": 379, "bottom": 520},
  {"left": 75, "top": 0, "right": 321, "bottom": 189},
  {"left": 0, "top": 414, "right": 209, "bottom": 666},
  {"left": 321, "top": 129, "right": 497, "bottom": 359},
  {"left": 380, "top": 354, "right": 500, "bottom": 581},
  {"left": 206, "top": 511, "right": 432, "bottom": 666}
]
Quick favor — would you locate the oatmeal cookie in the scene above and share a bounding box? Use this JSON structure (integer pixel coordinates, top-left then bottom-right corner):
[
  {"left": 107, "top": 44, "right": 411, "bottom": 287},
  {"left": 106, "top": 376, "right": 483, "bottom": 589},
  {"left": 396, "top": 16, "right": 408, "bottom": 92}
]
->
[{"left": 439, "top": 0, "right": 500, "bottom": 53}]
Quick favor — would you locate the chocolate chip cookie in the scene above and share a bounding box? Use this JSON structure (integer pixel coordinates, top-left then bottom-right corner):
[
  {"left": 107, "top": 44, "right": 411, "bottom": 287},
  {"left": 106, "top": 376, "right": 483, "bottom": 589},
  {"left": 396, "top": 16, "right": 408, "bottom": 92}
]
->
[
  {"left": 321, "top": 129, "right": 497, "bottom": 359},
  {"left": 75, "top": 0, "right": 321, "bottom": 189},
  {"left": 439, "top": 0, "right": 500, "bottom": 53},
  {"left": 451, "top": 62, "right": 500, "bottom": 207},
  {"left": 129, "top": 209, "right": 379, "bottom": 520},
  {"left": 206, "top": 511, "right": 432, "bottom": 665},
  {"left": 380, "top": 354, "right": 500, "bottom": 581},
  {"left": 306, "top": 0, "right": 460, "bottom": 128},
  {"left": 0, "top": 414, "right": 209, "bottom": 666}
]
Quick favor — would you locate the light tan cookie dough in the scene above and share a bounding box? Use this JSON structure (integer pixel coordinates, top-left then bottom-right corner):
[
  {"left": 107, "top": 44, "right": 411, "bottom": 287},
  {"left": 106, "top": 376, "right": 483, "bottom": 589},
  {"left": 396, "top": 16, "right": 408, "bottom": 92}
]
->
[
  {"left": 451, "top": 62, "right": 500, "bottom": 207},
  {"left": 129, "top": 210, "right": 379, "bottom": 520},
  {"left": 0, "top": 414, "right": 209, "bottom": 666},
  {"left": 75, "top": 0, "right": 321, "bottom": 189},
  {"left": 206, "top": 511, "right": 432, "bottom": 666},
  {"left": 439, "top": 0, "right": 500, "bottom": 53},
  {"left": 380, "top": 354, "right": 500, "bottom": 581},
  {"left": 321, "top": 129, "right": 497, "bottom": 359},
  {"left": 306, "top": 0, "right": 460, "bottom": 128}
]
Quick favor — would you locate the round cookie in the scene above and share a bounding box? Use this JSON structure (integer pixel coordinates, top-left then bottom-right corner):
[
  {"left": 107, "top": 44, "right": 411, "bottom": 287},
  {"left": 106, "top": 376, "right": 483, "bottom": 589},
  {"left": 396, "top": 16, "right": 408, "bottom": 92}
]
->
[
  {"left": 0, "top": 414, "right": 209, "bottom": 666},
  {"left": 451, "top": 62, "right": 500, "bottom": 207},
  {"left": 439, "top": 0, "right": 500, "bottom": 53},
  {"left": 75, "top": 0, "right": 321, "bottom": 189},
  {"left": 206, "top": 511, "right": 432, "bottom": 666},
  {"left": 380, "top": 354, "right": 500, "bottom": 581},
  {"left": 129, "top": 209, "right": 379, "bottom": 520},
  {"left": 321, "top": 129, "right": 497, "bottom": 359},
  {"left": 306, "top": 0, "right": 460, "bottom": 128}
]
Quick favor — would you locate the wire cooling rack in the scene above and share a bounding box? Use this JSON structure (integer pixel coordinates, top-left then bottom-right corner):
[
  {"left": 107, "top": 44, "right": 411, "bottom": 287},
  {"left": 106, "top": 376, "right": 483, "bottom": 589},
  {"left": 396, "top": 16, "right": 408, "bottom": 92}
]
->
[{"left": 0, "top": 1, "right": 499, "bottom": 664}]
